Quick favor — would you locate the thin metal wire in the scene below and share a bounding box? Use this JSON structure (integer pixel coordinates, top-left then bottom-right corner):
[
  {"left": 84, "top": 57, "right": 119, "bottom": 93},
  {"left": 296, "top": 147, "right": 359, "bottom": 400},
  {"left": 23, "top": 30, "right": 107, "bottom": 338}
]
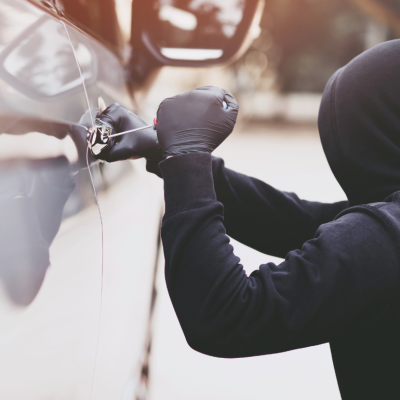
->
[
  {"left": 62, "top": 21, "right": 104, "bottom": 400},
  {"left": 62, "top": 22, "right": 94, "bottom": 128},
  {"left": 108, "top": 124, "right": 153, "bottom": 138}
]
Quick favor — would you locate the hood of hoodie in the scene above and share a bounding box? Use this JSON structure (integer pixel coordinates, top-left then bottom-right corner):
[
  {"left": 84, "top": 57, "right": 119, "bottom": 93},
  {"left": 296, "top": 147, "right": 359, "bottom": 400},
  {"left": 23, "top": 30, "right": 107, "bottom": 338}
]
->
[{"left": 318, "top": 40, "right": 400, "bottom": 206}]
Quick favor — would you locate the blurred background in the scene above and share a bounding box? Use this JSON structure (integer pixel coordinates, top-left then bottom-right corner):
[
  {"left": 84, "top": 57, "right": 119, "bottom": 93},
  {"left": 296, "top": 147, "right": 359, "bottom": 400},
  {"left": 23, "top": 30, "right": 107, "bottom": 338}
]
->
[
  {"left": 132, "top": 1, "right": 400, "bottom": 399},
  {"left": 130, "top": 1, "right": 400, "bottom": 399}
]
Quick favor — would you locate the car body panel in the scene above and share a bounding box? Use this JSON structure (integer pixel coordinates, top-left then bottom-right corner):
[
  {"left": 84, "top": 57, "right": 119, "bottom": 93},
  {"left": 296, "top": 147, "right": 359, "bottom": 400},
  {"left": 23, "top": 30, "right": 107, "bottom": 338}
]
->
[{"left": 0, "top": 0, "right": 162, "bottom": 398}]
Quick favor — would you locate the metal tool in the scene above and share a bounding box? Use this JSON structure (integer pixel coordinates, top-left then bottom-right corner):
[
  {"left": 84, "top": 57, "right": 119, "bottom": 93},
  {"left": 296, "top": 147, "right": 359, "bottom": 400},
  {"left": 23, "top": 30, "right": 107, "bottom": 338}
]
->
[
  {"left": 86, "top": 118, "right": 157, "bottom": 156},
  {"left": 109, "top": 118, "right": 157, "bottom": 138},
  {"left": 86, "top": 100, "right": 227, "bottom": 156}
]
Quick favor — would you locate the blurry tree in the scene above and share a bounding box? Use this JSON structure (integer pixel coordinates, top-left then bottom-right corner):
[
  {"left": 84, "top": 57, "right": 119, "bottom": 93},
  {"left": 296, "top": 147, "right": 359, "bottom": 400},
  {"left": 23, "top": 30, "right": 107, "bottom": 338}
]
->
[{"left": 231, "top": 0, "right": 396, "bottom": 93}]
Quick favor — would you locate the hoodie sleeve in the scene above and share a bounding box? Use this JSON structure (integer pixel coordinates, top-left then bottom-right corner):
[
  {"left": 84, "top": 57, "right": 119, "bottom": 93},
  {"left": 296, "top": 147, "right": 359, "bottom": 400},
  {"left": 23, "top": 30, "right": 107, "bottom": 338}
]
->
[
  {"left": 212, "top": 157, "right": 348, "bottom": 258},
  {"left": 149, "top": 156, "right": 348, "bottom": 258},
  {"left": 160, "top": 153, "right": 399, "bottom": 358}
]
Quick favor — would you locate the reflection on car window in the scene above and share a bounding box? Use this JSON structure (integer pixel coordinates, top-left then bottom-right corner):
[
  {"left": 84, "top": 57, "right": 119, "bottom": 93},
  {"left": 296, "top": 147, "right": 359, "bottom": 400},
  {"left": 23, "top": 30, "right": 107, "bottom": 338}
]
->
[
  {"left": 0, "top": 16, "right": 94, "bottom": 100},
  {"left": 114, "top": 0, "right": 133, "bottom": 41},
  {"left": 188, "top": 0, "right": 244, "bottom": 38},
  {"left": 0, "top": 0, "right": 42, "bottom": 53},
  {"left": 55, "top": 0, "right": 123, "bottom": 55},
  {"left": 155, "top": 0, "right": 245, "bottom": 49}
]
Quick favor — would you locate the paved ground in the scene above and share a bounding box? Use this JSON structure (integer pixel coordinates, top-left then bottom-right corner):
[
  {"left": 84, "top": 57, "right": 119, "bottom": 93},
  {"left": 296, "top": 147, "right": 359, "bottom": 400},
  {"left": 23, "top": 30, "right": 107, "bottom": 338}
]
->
[{"left": 148, "top": 122, "right": 346, "bottom": 400}]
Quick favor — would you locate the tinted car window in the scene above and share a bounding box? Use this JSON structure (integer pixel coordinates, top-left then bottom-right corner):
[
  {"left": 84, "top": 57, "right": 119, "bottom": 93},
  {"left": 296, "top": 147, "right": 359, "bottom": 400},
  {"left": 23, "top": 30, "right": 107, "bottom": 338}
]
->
[{"left": 56, "top": 0, "right": 123, "bottom": 55}]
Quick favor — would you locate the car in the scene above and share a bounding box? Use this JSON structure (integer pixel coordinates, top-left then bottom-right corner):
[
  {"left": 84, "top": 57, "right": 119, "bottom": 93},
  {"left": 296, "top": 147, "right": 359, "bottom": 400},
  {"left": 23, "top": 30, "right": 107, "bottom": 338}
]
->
[{"left": 0, "top": 0, "right": 262, "bottom": 398}]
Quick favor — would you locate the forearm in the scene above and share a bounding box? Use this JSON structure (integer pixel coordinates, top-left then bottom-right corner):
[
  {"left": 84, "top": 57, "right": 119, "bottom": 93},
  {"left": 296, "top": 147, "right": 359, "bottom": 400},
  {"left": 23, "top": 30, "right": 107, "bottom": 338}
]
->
[
  {"left": 160, "top": 153, "right": 328, "bottom": 357},
  {"left": 212, "top": 157, "right": 349, "bottom": 257},
  {"left": 150, "top": 156, "right": 349, "bottom": 258},
  {"left": 160, "top": 153, "right": 265, "bottom": 357}
]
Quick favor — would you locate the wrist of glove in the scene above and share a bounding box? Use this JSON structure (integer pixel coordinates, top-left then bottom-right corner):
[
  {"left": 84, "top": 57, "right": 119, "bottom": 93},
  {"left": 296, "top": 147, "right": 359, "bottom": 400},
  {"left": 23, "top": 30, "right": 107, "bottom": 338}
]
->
[{"left": 156, "top": 86, "right": 239, "bottom": 159}]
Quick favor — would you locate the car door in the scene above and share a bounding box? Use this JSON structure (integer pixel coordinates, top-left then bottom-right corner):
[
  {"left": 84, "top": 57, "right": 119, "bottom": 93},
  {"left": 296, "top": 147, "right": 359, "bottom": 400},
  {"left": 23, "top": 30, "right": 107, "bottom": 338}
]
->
[{"left": 0, "top": 1, "right": 162, "bottom": 399}]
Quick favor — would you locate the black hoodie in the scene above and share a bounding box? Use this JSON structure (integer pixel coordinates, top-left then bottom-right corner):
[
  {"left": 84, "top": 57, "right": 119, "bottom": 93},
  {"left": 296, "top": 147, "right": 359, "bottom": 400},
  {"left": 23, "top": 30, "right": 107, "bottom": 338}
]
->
[{"left": 158, "top": 41, "right": 400, "bottom": 399}]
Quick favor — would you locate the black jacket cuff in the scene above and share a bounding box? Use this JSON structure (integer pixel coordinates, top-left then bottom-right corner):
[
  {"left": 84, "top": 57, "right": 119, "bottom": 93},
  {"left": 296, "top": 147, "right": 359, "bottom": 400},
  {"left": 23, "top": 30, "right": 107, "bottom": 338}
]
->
[{"left": 159, "top": 152, "right": 216, "bottom": 216}]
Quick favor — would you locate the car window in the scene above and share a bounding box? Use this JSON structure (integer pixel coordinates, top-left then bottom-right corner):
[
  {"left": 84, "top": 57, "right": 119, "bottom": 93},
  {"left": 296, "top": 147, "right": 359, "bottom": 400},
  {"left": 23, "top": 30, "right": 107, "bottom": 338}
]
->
[
  {"left": 115, "top": 0, "right": 133, "bottom": 41},
  {"left": 53, "top": 0, "right": 124, "bottom": 56},
  {"left": 0, "top": 15, "right": 95, "bottom": 100},
  {"left": 0, "top": 0, "right": 42, "bottom": 51}
]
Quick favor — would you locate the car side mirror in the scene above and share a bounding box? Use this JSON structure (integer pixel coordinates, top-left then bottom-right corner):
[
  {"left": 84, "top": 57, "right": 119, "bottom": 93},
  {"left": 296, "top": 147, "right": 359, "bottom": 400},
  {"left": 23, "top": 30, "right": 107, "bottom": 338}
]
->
[{"left": 134, "top": 0, "right": 263, "bottom": 67}]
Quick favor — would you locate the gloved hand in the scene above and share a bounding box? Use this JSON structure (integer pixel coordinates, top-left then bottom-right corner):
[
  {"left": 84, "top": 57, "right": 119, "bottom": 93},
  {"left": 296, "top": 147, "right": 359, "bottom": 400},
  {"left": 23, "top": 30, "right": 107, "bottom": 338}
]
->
[
  {"left": 93, "top": 103, "right": 162, "bottom": 163},
  {"left": 156, "top": 86, "right": 239, "bottom": 158}
]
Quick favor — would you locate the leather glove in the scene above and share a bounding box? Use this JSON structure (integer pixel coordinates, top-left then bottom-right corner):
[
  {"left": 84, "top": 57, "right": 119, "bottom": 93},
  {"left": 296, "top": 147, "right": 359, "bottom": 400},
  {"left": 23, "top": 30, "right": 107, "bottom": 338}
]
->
[
  {"left": 94, "top": 103, "right": 162, "bottom": 163},
  {"left": 156, "top": 86, "right": 239, "bottom": 158}
]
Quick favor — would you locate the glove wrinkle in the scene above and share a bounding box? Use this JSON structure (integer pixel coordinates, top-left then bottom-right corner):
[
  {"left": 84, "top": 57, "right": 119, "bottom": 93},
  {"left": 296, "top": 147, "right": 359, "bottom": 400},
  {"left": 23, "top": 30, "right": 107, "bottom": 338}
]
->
[
  {"left": 88, "top": 102, "right": 162, "bottom": 163},
  {"left": 156, "top": 86, "right": 239, "bottom": 158},
  {"left": 79, "top": 88, "right": 238, "bottom": 165}
]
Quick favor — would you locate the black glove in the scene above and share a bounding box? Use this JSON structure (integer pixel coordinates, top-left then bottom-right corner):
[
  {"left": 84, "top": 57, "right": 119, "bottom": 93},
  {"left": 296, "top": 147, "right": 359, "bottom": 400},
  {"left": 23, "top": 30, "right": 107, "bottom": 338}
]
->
[
  {"left": 156, "top": 86, "right": 239, "bottom": 158},
  {"left": 93, "top": 103, "right": 162, "bottom": 163}
]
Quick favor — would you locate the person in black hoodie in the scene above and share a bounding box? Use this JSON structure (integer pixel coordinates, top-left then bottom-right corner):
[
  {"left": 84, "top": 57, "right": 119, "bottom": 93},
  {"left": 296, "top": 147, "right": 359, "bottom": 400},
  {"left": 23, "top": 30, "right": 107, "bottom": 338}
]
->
[{"left": 91, "top": 41, "right": 400, "bottom": 399}]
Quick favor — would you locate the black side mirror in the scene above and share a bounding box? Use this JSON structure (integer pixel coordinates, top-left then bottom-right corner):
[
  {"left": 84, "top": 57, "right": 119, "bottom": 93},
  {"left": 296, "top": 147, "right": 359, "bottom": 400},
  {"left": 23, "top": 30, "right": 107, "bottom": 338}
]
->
[{"left": 132, "top": 0, "right": 263, "bottom": 67}]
